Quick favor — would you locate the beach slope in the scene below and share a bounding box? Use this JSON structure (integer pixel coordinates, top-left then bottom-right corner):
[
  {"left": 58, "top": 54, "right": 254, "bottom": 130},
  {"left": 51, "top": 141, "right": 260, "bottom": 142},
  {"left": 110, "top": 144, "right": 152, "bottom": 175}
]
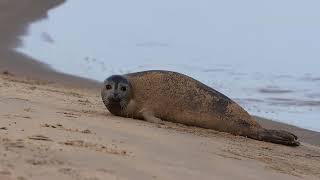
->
[
  {"left": 0, "top": 73, "right": 319, "bottom": 180},
  {"left": 1, "top": 1, "right": 320, "bottom": 179}
]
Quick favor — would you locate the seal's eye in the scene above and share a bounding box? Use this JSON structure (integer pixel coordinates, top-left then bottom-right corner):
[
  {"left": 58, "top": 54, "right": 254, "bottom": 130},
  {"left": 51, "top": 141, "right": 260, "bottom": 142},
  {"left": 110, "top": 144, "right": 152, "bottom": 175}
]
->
[
  {"left": 105, "top": 84, "right": 112, "bottom": 90},
  {"left": 120, "top": 86, "right": 127, "bottom": 92}
]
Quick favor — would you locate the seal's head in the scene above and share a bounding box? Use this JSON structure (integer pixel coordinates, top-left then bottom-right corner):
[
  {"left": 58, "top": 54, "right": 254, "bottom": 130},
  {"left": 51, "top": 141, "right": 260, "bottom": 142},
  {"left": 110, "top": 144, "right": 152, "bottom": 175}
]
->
[{"left": 101, "top": 75, "right": 133, "bottom": 115}]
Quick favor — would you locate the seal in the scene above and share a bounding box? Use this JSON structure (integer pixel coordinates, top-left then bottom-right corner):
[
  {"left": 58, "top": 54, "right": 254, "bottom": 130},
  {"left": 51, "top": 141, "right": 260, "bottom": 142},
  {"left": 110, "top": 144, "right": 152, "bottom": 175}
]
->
[{"left": 101, "top": 70, "right": 300, "bottom": 146}]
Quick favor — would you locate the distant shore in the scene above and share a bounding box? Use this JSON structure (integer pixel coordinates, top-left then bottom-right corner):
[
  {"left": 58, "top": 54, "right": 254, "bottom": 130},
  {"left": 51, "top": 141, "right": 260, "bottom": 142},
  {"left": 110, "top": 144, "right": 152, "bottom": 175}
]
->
[
  {"left": 0, "top": 0, "right": 100, "bottom": 89},
  {"left": 0, "top": 1, "right": 320, "bottom": 179}
]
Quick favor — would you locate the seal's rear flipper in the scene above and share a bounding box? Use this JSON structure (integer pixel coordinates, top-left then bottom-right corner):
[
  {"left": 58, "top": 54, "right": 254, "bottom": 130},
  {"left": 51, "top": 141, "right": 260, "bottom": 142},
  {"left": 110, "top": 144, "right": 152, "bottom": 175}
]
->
[{"left": 251, "top": 129, "right": 300, "bottom": 146}]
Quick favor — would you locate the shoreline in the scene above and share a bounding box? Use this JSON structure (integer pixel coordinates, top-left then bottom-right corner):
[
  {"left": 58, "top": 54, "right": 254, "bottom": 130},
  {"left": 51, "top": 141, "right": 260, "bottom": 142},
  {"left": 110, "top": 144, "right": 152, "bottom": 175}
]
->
[
  {"left": 0, "top": 0, "right": 100, "bottom": 89},
  {"left": 0, "top": 1, "right": 320, "bottom": 179},
  {"left": 256, "top": 116, "right": 320, "bottom": 146},
  {"left": 0, "top": 1, "right": 319, "bottom": 142}
]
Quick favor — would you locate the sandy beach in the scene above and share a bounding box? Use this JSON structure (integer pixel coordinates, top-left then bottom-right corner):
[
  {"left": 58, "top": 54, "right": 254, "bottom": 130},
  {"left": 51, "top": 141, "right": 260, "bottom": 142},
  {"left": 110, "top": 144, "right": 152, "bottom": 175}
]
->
[
  {"left": 1, "top": 72, "right": 320, "bottom": 180},
  {"left": 1, "top": 1, "right": 320, "bottom": 180}
]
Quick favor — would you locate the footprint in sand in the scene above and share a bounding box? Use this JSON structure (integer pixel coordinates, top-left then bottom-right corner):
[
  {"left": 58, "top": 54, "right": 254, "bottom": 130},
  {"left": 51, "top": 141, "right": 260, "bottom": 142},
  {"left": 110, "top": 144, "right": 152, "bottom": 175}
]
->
[
  {"left": 59, "top": 140, "right": 129, "bottom": 156},
  {"left": 59, "top": 167, "right": 117, "bottom": 180},
  {"left": 56, "top": 111, "right": 80, "bottom": 118},
  {"left": 41, "top": 123, "right": 94, "bottom": 134},
  {"left": 0, "top": 169, "right": 12, "bottom": 179},
  {"left": 23, "top": 108, "right": 33, "bottom": 112},
  {"left": 28, "top": 135, "right": 53, "bottom": 141},
  {"left": 78, "top": 99, "right": 92, "bottom": 105},
  {"left": 2, "top": 138, "right": 25, "bottom": 149},
  {"left": 26, "top": 158, "right": 64, "bottom": 166}
]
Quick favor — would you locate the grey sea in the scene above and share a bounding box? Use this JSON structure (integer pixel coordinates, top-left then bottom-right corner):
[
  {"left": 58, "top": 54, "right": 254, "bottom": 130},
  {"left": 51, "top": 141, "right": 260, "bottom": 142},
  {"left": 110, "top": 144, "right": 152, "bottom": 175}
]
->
[{"left": 17, "top": 0, "right": 320, "bottom": 131}]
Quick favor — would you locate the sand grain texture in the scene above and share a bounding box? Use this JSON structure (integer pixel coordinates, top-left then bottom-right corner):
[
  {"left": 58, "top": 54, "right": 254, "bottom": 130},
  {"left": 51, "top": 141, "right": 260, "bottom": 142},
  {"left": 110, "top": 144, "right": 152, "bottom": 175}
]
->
[
  {"left": 1, "top": 73, "right": 320, "bottom": 180},
  {"left": 1, "top": 1, "right": 320, "bottom": 179}
]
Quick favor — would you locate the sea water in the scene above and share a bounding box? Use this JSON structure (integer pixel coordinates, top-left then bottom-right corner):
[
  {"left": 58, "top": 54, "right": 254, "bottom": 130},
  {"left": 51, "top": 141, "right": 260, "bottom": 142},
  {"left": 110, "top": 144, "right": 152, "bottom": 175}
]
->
[{"left": 17, "top": 0, "right": 320, "bottom": 131}]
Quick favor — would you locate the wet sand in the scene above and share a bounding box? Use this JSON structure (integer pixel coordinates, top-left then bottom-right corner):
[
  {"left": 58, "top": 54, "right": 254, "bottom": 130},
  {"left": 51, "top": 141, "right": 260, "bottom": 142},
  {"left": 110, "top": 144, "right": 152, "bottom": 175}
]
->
[
  {"left": 0, "top": 0, "right": 100, "bottom": 89},
  {"left": 1, "top": 1, "right": 320, "bottom": 180},
  {"left": 256, "top": 117, "right": 320, "bottom": 147}
]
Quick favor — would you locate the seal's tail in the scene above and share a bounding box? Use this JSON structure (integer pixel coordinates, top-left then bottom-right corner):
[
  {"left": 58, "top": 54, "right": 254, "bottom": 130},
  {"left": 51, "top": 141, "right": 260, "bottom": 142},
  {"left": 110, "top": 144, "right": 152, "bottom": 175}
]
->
[{"left": 249, "top": 128, "right": 300, "bottom": 146}]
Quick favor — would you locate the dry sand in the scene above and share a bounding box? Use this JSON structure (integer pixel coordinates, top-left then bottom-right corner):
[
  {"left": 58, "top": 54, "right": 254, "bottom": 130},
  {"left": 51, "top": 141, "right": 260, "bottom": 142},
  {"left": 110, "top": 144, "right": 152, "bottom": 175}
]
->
[
  {"left": 1, "top": 72, "right": 320, "bottom": 180},
  {"left": 1, "top": 1, "right": 320, "bottom": 180}
]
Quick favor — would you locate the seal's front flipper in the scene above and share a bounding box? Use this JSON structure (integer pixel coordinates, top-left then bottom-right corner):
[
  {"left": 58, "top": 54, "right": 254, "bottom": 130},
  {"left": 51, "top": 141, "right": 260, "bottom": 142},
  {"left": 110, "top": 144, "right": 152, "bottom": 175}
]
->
[
  {"left": 254, "top": 129, "right": 300, "bottom": 146},
  {"left": 141, "top": 109, "right": 165, "bottom": 125}
]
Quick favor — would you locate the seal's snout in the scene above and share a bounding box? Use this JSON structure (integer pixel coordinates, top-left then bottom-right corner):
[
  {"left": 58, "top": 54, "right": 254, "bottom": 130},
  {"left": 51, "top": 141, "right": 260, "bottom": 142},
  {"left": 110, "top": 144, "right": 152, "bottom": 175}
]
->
[
  {"left": 112, "top": 92, "right": 119, "bottom": 98},
  {"left": 108, "top": 94, "right": 121, "bottom": 103}
]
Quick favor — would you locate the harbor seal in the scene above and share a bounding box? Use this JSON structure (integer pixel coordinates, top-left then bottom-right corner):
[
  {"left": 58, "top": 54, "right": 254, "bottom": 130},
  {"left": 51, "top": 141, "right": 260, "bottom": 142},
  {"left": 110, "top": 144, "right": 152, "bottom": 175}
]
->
[{"left": 101, "top": 70, "right": 300, "bottom": 146}]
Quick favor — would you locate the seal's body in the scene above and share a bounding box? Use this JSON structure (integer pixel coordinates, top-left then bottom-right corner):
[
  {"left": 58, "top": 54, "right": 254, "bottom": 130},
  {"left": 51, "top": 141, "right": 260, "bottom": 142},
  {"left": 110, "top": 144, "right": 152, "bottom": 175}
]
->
[{"left": 101, "top": 70, "right": 299, "bottom": 146}]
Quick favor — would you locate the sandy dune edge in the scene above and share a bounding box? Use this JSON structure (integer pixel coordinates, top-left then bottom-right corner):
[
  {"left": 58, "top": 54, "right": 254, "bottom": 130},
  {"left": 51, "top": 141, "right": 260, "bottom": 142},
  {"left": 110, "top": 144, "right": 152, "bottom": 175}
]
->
[{"left": 0, "top": 73, "right": 320, "bottom": 180}]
